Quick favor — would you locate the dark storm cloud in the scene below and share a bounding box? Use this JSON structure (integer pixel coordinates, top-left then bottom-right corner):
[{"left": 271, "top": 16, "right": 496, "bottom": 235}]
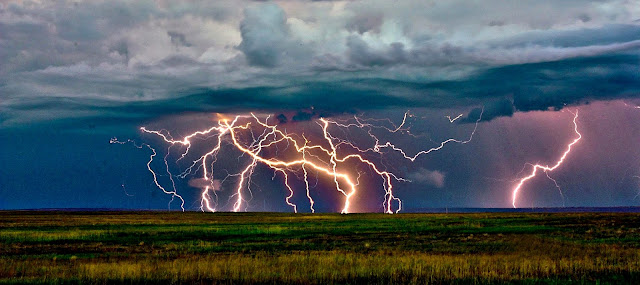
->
[
  {"left": 346, "top": 11, "right": 383, "bottom": 34},
  {"left": 346, "top": 36, "right": 407, "bottom": 67},
  {"left": 1, "top": 0, "right": 639, "bottom": 128},
  {"left": 495, "top": 24, "right": 640, "bottom": 49},
  {"left": 3, "top": 53, "right": 640, "bottom": 128},
  {"left": 167, "top": 31, "right": 191, "bottom": 47},
  {"left": 238, "top": 3, "right": 290, "bottom": 67},
  {"left": 462, "top": 99, "right": 514, "bottom": 123}
]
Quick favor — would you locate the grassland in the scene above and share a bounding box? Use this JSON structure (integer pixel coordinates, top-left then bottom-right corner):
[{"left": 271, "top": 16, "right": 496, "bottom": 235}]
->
[{"left": 1, "top": 211, "right": 640, "bottom": 284}]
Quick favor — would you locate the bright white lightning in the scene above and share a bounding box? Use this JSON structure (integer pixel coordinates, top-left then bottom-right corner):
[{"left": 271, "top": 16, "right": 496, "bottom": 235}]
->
[
  {"left": 109, "top": 138, "right": 186, "bottom": 210},
  {"left": 511, "top": 110, "right": 582, "bottom": 208},
  {"left": 113, "top": 110, "right": 482, "bottom": 213},
  {"left": 446, "top": 114, "right": 464, "bottom": 123}
]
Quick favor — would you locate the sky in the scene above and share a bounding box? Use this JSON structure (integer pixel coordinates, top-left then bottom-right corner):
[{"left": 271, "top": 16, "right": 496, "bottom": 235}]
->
[{"left": 1, "top": 0, "right": 640, "bottom": 212}]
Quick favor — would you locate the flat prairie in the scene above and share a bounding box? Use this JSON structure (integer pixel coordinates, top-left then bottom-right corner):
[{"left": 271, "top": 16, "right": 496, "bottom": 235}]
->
[{"left": 1, "top": 211, "right": 640, "bottom": 284}]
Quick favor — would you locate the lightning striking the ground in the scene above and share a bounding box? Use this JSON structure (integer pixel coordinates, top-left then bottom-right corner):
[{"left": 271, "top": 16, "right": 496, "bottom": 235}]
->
[
  {"left": 109, "top": 138, "right": 186, "bottom": 210},
  {"left": 112, "top": 111, "right": 482, "bottom": 213},
  {"left": 511, "top": 110, "right": 582, "bottom": 208}
]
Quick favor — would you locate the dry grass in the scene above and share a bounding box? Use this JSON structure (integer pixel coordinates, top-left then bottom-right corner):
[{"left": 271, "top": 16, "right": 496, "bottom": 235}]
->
[{"left": 1, "top": 211, "right": 640, "bottom": 284}]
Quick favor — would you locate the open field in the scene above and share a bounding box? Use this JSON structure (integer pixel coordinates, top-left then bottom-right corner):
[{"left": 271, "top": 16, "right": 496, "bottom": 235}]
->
[{"left": 1, "top": 211, "right": 640, "bottom": 284}]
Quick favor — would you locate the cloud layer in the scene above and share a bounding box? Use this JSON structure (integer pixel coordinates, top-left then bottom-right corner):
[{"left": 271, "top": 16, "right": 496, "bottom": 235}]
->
[
  {"left": 1, "top": 0, "right": 639, "bottom": 127},
  {"left": 408, "top": 168, "right": 446, "bottom": 188}
]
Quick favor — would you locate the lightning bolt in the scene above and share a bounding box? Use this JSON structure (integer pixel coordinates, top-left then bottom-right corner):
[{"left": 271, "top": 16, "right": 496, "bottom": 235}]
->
[
  {"left": 511, "top": 110, "right": 582, "bottom": 208},
  {"left": 327, "top": 108, "right": 483, "bottom": 162},
  {"left": 632, "top": 176, "right": 640, "bottom": 200},
  {"left": 446, "top": 113, "right": 463, "bottom": 123},
  {"left": 109, "top": 138, "right": 185, "bottom": 210},
  {"left": 113, "top": 109, "right": 482, "bottom": 213},
  {"left": 623, "top": 102, "right": 640, "bottom": 109},
  {"left": 121, "top": 183, "right": 134, "bottom": 197}
]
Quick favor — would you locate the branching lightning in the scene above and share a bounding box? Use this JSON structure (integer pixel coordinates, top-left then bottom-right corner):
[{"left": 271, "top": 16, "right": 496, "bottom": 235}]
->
[
  {"left": 112, "top": 110, "right": 482, "bottom": 213},
  {"left": 446, "top": 113, "right": 464, "bottom": 123},
  {"left": 109, "top": 138, "right": 186, "bottom": 210},
  {"left": 511, "top": 110, "right": 581, "bottom": 208}
]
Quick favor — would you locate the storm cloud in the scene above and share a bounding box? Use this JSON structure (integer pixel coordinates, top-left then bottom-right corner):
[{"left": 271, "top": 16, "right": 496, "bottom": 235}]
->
[{"left": 1, "top": 0, "right": 639, "bottom": 128}]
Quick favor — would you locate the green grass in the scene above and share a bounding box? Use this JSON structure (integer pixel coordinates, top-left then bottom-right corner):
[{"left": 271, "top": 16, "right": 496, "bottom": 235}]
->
[{"left": 1, "top": 211, "right": 640, "bottom": 284}]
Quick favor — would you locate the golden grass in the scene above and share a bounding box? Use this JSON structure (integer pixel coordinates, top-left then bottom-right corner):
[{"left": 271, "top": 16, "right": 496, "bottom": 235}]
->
[
  {"left": 2, "top": 211, "right": 640, "bottom": 284},
  {"left": 3, "top": 246, "right": 639, "bottom": 284},
  {"left": 77, "top": 249, "right": 640, "bottom": 282}
]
